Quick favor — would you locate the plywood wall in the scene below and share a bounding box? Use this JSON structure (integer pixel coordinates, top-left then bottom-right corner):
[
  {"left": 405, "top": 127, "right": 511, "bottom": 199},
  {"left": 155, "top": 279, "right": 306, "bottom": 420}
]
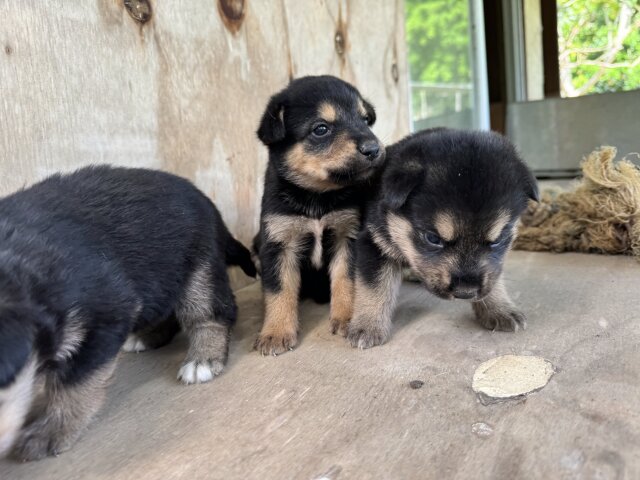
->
[{"left": 0, "top": 0, "right": 409, "bottom": 287}]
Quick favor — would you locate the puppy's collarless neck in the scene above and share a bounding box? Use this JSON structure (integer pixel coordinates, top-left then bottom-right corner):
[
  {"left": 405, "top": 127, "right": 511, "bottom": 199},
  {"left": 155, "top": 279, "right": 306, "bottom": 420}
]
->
[{"left": 265, "top": 167, "right": 361, "bottom": 218}]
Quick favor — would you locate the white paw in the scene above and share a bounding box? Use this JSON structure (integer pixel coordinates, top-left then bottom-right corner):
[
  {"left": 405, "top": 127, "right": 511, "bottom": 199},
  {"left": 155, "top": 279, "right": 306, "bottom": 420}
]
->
[
  {"left": 121, "top": 335, "right": 147, "bottom": 353},
  {"left": 177, "top": 360, "right": 223, "bottom": 385}
]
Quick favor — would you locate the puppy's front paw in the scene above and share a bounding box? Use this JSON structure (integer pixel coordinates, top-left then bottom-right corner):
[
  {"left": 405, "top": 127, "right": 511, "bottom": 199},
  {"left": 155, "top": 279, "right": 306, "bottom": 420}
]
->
[
  {"left": 177, "top": 360, "right": 224, "bottom": 385},
  {"left": 474, "top": 304, "right": 527, "bottom": 332},
  {"left": 346, "top": 319, "right": 390, "bottom": 349},
  {"left": 121, "top": 334, "right": 147, "bottom": 353},
  {"left": 254, "top": 331, "right": 297, "bottom": 356},
  {"left": 13, "top": 419, "right": 76, "bottom": 461},
  {"left": 13, "top": 427, "right": 50, "bottom": 462},
  {"left": 330, "top": 317, "right": 350, "bottom": 337}
]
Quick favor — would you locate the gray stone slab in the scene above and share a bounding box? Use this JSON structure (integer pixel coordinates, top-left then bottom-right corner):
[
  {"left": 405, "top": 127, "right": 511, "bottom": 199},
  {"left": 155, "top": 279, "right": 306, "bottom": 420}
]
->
[{"left": 1, "top": 252, "right": 639, "bottom": 479}]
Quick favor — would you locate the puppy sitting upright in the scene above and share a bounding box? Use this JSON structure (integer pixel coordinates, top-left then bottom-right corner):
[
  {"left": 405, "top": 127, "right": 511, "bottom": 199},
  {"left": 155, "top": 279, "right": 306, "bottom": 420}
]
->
[
  {"left": 347, "top": 128, "right": 538, "bottom": 348},
  {"left": 0, "top": 165, "right": 255, "bottom": 460},
  {"left": 254, "top": 75, "right": 385, "bottom": 355}
]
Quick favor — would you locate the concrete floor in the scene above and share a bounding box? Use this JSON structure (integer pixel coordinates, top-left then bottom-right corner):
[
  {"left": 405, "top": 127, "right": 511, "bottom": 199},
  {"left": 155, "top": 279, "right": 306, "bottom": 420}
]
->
[{"left": 1, "top": 251, "right": 639, "bottom": 479}]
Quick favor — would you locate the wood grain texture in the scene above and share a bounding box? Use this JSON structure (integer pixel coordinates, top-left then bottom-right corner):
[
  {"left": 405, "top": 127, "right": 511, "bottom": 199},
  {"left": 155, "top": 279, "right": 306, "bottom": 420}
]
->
[{"left": 0, "top": 0, "right": 409, "bottom": 288}]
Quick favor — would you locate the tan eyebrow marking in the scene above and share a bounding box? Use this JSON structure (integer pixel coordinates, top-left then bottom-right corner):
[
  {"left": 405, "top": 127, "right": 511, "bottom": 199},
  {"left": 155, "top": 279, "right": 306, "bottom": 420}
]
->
[
  {"left": 357, "top": 98, "right": 367, "bottom": 117},
  {"left": 434, "top": 212, "right": 456, "bottom": 242},
  {"left": 318, "top": 102, "right": 337, "bottom": 123},
  {"left": 487, "top": 210, "right": 511, "bottom": 242}
]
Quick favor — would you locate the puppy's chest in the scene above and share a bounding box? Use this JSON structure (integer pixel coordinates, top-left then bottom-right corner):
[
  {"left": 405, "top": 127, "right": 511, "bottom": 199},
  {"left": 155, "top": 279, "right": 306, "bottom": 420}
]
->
[{"left": 264, "top": 209, "right": 360, "bottom": 268}]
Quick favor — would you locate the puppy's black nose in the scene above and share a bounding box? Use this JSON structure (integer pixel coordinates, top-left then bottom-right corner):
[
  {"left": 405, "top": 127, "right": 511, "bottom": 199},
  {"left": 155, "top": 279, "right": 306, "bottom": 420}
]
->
[
  {"left": 451, "top": 288, "right": 477, "bottom": 300},
  {"left": 358, "top": 140, "right": 380, "bottom": 159},
  {"left": 449, "top": 273, "right": 482, "bottom": 300}
]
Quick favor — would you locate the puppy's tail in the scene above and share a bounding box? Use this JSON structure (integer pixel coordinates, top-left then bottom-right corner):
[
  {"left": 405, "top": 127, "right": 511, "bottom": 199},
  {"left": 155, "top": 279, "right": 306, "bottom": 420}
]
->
[{"left": 225, "top": 235, "right": 257, "bottom": 278}]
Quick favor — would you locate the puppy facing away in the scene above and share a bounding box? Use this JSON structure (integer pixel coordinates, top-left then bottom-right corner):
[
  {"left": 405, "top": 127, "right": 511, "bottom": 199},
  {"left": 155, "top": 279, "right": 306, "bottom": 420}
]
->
[
  {"left": 347, "top": 128, "right": 539, "bottom": 348},
  {"left": 253, "top": 75, "right": 386, "bottom": 355},
  {"left": 0, "top": 165, "right": 255, "bottom": 460}
]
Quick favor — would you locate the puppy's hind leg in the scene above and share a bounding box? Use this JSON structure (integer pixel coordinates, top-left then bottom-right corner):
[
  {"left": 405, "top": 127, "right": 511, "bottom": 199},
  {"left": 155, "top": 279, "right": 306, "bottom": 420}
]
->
[
  {"left": 176, "top": 263, "right": 235, "bottom": 385},
  {"left": 472, "top": 277, "right": 526, "bottom": 332},
  {"left": 347, "top": 234, "right": 402, "bottom": 349},
  {"left": 122, "top": 315, "right": 180, "bottom": 353},
  {"left": 12, "top": 360, "right": 116, "bottom": 461}
]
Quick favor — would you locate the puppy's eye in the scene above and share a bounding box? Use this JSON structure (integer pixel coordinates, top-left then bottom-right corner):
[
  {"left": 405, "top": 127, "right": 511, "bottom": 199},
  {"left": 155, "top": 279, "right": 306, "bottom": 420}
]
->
[
  {"left": 312, "top": 124, "right": 330, "bottom": 137},
  {"left": 363, "top": 114, "right": 372, "bottom": 125},
  {"left": 424, "top": 232, "right": 443, "bottom": 247}
]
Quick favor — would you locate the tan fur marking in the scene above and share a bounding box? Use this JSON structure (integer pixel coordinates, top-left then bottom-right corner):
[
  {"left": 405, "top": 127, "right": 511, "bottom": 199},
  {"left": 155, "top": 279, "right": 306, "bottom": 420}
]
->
[
  {"left": 0, "top": 358, "right": 37, "bottom": 456},
  {"left": 264, "top": 214, "right": 309, "bottom": 245},
  {"left": 182, "top": 322, "right": 229, "bottom": 368},
  {"left": 357, "top": 98, "right": 367, "bottom": 118},
  {"left": 177, "top": 263, "right": 213, "bottom": 320},
  {"left": 324, "top": 209, "right": 361, "bottom": 239},
  {"left": 284, "top": 143, "right": 338, "bottom": 191},
  {"left": 56, "top": 309, "right": 86, "bottom": 361},
  {"left": 260, "top": 246, "right": 301, "bottom": 349},
  {"left": 13, "top": 360, "right": 116, "bottom": 460},
  {"left": 176, "top": 263, "right": 231, "bottom": 381},
  {"left": 318, "top": 102, "right": 337, "bottom": 123},
  {"left": 260, "top": 210, "right": 360, "bottom": 348},
  {"left": 487, "top": 210, "right": 511, "bottom": 242},
  {"left": 310, "top": 221, "right": 324, "bottom": 269},
  {"left": 264, "top": 210, "right": 360, "bottom": 269},
  {"left": 434, "top": 211, "right": 456, "bottom": 242},
  {"left": 348, "top": 261, "right": 403, "bottom": 347},
  {"left": 438, "top": 252, "right": 457, "bottom": 285},
  {"left": 472, "top": 275, "right": 526, "bottom": 331},
  {"left": 370, "top": 228, "right": 404, "bottom": 262},
  {"left": 353, "top": 262, "right": 402, "bottom": 322},
  {"left": 284, "top": 133, "right": 359, "bottom": 192},
  {"left": 328, "top": 239, "right": 354, "bottom": 334},
  {"left": 385, "top": 214, "right": 457, "bottom": 291},
  {"left": 386, "top": 213, "right": 422, "bottom": 269}
]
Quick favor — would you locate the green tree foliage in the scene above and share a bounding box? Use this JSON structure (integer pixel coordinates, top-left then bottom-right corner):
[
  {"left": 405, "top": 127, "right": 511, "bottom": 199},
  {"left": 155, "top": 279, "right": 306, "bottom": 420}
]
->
[
  {"left": 405, "top": 0, "right": 472, "bottom": 84},
  {"left": 558, "top": 0, "right": 640, "bottom": 97}
]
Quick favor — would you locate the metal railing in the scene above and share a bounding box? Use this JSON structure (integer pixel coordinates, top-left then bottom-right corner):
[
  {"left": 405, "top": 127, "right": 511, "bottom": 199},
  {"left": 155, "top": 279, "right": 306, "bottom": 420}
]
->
[{"left": 410, "top": 82, "right": 473, "bottom": 121}]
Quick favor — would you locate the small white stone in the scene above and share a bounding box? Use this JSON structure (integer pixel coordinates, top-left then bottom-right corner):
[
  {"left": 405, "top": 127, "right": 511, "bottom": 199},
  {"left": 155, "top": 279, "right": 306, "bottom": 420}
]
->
[
  {"left": 471, "top": 422, "right": 494, "bottom": 438},
  {"left": 472, "top": 354, "right": 554, "bottom": 404}
]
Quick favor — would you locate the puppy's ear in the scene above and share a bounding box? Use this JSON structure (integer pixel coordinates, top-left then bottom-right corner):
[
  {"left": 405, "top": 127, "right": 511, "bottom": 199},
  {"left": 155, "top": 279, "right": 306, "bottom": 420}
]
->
[
  {"left": 257, "top": 94, "right": 286, "bottom": 145},
  {"left": 362, "top": 98, "right": 376, "bottom": 126},
  {"left": 522, "top": 166, "right": 539, "bottom": 202},
  {"left": 382, "top": 160, "right": 424, "bottom": 210}
]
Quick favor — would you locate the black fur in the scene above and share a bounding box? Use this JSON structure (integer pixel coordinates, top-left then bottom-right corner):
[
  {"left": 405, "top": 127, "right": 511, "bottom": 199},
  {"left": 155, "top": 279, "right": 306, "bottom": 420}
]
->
[
  {"left": 348, "top": 128, "right": 538, "bottom": 348},
  {"left": 253, "top": 75, "right": 385, "bottom": 354},
  {"left": 256, "top": 75, "right": 384, "bottom": 297},
  {"left": 364, "top": 128, "right": 537, "bottom": 295},
  {"left": 0, "top": 165, "right": 254, "bottom": 457}
]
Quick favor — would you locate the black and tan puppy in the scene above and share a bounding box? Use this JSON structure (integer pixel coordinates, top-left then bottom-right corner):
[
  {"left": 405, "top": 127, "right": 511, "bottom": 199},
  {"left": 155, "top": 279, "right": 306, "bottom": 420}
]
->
[
  {"left": 253, "top": 75, "right": 385, "bottom": 355},
  {"left": 347, "top": 128, "right": 538, "bottom": 348},
  {"left": 0, "top": 165, "right": 255, "bottom": 460}
]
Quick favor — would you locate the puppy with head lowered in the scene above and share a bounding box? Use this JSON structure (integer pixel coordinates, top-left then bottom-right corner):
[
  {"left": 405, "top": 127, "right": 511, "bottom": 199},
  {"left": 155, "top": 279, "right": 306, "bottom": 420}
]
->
[
  {"left": 0, "top": 166, "right": 255, "bottom": 460},
  {"left": 347, "top": 128, "right": 538, "bottom": 348},
  {"left": 254, "top": 75, "right": 385, "bottom": 355}
]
